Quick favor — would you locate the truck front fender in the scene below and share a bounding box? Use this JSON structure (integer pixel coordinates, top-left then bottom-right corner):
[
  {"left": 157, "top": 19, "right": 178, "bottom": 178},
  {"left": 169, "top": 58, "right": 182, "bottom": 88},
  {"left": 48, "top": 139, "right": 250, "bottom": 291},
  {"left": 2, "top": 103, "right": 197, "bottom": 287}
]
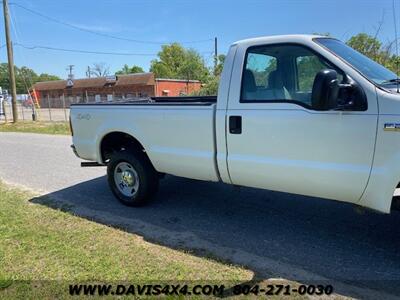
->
[{"left": 359, "top": 143, "right": 400, "bottom": 214}]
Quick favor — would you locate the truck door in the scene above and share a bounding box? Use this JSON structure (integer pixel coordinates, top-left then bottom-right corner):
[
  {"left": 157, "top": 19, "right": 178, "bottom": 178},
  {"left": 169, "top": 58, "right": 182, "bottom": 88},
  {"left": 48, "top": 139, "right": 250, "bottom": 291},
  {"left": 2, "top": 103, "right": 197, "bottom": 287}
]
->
[{"left": 225, "top": 43, "right": 377, "bottom": 203}]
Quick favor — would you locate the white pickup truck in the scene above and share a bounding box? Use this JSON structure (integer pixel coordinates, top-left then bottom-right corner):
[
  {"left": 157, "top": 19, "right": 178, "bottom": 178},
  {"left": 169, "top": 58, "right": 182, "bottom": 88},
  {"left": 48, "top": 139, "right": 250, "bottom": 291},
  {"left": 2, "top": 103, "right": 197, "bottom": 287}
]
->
[{"left": 71, "top": 34, "right": 400, "bottom": 213}]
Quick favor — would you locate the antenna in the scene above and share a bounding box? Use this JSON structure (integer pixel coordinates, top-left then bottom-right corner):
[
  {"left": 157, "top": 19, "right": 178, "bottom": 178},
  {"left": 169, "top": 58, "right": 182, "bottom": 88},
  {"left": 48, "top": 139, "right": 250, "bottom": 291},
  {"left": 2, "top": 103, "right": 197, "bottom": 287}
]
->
[{"left": 393, "top": 0, "right": 399, "bottom": 93}]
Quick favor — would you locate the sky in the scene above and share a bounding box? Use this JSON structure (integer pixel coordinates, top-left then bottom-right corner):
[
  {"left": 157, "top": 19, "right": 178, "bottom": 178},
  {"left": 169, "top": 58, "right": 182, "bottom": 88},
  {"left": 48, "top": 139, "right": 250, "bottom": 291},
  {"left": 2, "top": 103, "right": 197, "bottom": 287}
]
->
[{"left": 0, "top": 0, "right": 399, "bottom": 79}]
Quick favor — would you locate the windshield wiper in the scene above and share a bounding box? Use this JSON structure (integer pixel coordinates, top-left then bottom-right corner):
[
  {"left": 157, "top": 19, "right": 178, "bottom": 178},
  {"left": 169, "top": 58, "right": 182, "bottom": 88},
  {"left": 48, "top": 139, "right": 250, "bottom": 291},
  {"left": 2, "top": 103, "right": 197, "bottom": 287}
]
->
[{"left": 381, "top": 78, "right": 400, "bottom": 85}]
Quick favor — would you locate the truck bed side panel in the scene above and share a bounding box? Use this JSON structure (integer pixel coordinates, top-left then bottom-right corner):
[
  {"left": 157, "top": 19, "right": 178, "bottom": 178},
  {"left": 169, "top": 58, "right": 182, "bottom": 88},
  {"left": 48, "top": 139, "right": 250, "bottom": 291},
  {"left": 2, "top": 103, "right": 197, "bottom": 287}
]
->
[{"left": 71, "top": 104, "right": 219, "bottom": 182}]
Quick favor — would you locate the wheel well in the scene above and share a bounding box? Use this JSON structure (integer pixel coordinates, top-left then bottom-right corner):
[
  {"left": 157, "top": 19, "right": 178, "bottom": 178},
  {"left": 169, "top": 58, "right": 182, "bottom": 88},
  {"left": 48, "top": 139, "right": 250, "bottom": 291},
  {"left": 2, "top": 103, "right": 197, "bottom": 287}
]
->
[{"left": 100, "top": 132, "right": 146, "bottom": 163}]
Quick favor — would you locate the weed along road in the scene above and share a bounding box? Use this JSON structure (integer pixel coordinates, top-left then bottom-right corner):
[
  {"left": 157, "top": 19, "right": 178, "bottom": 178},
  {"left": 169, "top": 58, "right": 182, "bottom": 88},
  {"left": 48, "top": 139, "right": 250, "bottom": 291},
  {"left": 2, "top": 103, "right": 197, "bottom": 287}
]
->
[{"left": 2, "top": 132, "right": 400, "bottom": 299}]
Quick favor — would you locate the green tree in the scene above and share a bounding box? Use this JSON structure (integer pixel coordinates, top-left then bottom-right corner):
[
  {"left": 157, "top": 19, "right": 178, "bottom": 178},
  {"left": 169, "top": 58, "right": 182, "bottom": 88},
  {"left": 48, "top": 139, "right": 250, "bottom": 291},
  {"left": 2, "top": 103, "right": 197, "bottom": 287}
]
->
[
  {"left": 214, "top": 54, "right": 226, "bottom": 76},
  {"left": 116, "top": 64, "right": 144, "bottom": 75},
  {"left": 0, "top": 63, "right": 11, "bottom": 93},
  {"left": 347, "top": 33, "right": 399, "bottom": 75},
  {"left": 17, "top": 66, "right": 39, "bottom": 93},
  {"left": 195, "top": 76, "right": 219, "bottom": 96},
  {"left": 37, "top": 73, "right": 61, "bottom": 82},
  {"left": 192, "top": 54, "right": 227, "bottom": 96},
  {"left": 179, "top": 49, "right": 209, "bottom": 82},
  {"left": 296, "top": 56, "right": 329, "bottom": 91},
  {"left": 150, "top": 43, "right": 209, "bottom": 81},
  {"left": 0, "top": 63, "right": 60, "bottom": 94},
  {"left": 347, "top": 33, "right": 382, "bottom": 61}
]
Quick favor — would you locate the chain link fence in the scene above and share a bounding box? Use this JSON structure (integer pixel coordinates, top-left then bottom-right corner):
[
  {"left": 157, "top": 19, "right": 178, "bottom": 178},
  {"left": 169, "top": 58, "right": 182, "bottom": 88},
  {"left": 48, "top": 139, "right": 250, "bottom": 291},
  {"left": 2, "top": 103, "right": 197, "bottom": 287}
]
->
[
  {"left": 0, "top": 100, "right": 70, "bottom": 123},
  {"left": 0, "top": 94, "right": 144, "bottom": 123}
]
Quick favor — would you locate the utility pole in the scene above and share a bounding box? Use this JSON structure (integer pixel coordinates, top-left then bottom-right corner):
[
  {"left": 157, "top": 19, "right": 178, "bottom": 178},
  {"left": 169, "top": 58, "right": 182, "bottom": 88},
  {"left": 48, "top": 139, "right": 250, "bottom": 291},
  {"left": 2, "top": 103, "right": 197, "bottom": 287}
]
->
[
  {"left": 3, "top": 0, "right": 18, "bottom": 122},
  {"left": 86, "top": 66, "right": 91, "bottom": 78},
  {"left": 66, "top": 65, "right": 74, "bottom": 79},
  {"left": 214, "top": 37, "right": 218, "bottom": 75}
]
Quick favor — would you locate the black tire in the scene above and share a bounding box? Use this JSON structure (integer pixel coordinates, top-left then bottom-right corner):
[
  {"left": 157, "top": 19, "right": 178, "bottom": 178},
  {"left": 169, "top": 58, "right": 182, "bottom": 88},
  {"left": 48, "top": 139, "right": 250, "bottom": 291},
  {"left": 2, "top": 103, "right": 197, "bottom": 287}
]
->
[{"left": 107, "top": 150, "right": 159, "bottom": 206}]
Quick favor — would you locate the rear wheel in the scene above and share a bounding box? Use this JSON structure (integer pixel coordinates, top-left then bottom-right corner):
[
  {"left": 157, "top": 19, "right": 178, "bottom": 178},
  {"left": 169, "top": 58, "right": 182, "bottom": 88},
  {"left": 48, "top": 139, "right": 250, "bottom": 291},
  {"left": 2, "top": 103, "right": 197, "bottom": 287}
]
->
[{"left": 107, "top": 150, "right": 158, "bottom": 206}]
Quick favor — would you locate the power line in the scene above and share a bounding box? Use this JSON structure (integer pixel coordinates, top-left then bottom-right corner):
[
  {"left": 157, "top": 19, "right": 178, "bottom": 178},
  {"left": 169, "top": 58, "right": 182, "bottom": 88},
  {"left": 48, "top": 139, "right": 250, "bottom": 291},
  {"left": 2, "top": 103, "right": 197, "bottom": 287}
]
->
[
  {"left": 10, "top": 2, "right": 214, "bottom": 45},
  {"left": 9, "top": 6, "right": 36, "bottom": 91},
  {"left": 2, "top": 42, "right": 214, "bottom": 57},
  {"left": 2, "top": 42, "right": 215, "bottom": 63},
  {"left": 13, "top": 43, "right": 160, "bottom": 56},
  {"left": 9, "top": 5, "right": 34, "bottom": 94},
  {"left": 0, "top": 41, "right": 214, "bottom": 60},
  {"left": 1, "top": 41, "right": 215, "bottom": 66}
]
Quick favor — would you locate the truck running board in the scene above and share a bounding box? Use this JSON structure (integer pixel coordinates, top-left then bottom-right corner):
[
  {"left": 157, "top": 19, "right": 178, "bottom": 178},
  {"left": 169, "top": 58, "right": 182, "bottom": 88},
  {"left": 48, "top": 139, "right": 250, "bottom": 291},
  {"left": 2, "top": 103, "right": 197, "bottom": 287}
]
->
[{"left": 81, "top": 162, "right": 104, "bottom": 167}]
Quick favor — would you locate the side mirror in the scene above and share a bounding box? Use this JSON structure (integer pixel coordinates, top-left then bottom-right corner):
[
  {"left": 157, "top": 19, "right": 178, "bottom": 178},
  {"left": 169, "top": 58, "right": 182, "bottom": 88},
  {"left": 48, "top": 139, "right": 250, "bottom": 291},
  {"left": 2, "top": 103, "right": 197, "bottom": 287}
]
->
[
  {"left": 335, "top": 75, "right": 368, "bottom": 111},
  {"left": 311, "top": 69, "right": 340, "bottom": 111},
  {"left": 311, "top": 69, "right": 368, "bottom": 111}
]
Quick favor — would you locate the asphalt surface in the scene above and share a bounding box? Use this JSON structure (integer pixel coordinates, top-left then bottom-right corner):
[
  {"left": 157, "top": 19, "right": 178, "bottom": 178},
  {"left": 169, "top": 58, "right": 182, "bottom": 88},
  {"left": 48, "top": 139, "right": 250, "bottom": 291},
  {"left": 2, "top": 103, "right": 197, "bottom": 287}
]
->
[{"left": 1, "top": 132, "right": 400, "bottom": 299}]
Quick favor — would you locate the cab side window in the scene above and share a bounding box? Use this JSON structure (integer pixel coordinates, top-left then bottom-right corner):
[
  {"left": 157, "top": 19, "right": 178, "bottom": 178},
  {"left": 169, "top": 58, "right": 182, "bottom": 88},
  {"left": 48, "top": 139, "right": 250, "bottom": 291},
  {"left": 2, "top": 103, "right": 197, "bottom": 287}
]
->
[
  {"left": 241, "top": 50, "right": 290, "bottom": 102},
  {"left": 296, "top": 56, "right": 328, "bottom": 92},
  {"left": 241, "top": 44, "right": 342, "bottom": 109},
  {"left": 296, "top": 55, "right": 343, "bottom": 93}
]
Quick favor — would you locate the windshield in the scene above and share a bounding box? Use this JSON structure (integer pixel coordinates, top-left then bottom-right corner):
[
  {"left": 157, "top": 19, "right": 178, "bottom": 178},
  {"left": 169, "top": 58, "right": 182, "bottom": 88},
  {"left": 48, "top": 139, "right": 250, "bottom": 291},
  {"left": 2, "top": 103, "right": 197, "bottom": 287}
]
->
[{"left": 315, "top": 38, "right": 398, "bottom": 85}]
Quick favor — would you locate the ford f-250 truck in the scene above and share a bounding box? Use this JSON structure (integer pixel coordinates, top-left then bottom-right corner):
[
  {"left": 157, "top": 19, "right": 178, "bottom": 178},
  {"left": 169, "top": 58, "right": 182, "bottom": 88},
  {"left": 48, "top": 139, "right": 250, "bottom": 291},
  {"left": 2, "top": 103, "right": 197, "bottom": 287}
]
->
[{"left": 70, "top": 35, "right": 400, "bottom": 213}]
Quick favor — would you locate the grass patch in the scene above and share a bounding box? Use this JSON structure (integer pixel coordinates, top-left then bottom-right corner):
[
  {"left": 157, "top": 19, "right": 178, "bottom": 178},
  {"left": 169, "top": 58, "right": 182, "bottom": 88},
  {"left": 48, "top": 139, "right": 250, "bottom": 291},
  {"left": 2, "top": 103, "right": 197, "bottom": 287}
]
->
[
  {"left": 0, "top": 182, "right": 253, "bottom": 298},
  {"left": 0, "top": 121, "right": 70, "bottom": 135}
]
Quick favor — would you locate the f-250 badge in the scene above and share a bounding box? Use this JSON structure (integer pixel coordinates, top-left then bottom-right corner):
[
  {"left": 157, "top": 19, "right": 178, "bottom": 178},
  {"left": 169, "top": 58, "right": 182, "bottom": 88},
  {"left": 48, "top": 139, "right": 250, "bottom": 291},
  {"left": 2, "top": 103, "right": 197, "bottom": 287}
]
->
[
  {"left": 77, "top": 113, "right": 91, "bottom": 120},
  {"left": 384, "top": 123, "right": 400, "bottom": 132}
]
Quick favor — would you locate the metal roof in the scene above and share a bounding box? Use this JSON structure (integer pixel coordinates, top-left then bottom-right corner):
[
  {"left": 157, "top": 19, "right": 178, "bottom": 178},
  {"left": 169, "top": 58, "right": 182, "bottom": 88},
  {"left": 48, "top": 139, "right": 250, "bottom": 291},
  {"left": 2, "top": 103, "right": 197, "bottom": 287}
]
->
[{"left": 155, "top": 78, "right": 201, "bottom": 83}]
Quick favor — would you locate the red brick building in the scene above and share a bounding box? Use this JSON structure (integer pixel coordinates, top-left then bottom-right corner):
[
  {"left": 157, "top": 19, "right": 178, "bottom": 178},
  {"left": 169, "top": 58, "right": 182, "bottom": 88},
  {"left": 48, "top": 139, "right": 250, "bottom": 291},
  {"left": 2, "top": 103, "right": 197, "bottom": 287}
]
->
[
  {"left": 31, "top": 73, "right": 202, "bottom": 108},
  {"left": 155, "top": 78, "right": 202, "bottom": 96}
]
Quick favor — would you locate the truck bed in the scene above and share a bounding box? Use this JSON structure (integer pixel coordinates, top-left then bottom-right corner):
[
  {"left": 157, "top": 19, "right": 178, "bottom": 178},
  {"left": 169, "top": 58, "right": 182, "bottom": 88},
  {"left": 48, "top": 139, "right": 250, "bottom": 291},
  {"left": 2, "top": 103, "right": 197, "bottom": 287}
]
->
[
  {"left": 70, "top": 96, "right": 217, "bottom": 106},
  {"left": 71, "top": 96, "right": 219, "bottom": 182}
]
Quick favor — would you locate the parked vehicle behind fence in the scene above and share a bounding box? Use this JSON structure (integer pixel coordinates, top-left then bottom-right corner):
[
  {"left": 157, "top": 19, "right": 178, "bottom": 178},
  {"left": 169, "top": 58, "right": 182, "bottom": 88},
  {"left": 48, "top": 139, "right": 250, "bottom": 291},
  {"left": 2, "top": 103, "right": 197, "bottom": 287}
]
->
[
  {"left": 70, "top": 35, "right": 400, "bottom": 214},
  {"left": 0, "top": 95, "right": 4, "bottom": 116}
]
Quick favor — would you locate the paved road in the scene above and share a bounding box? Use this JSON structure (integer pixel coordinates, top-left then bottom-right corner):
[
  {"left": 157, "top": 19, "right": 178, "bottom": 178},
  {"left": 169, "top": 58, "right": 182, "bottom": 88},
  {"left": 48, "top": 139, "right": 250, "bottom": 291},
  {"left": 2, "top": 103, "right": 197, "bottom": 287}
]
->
[{"left": 1, "top": 132, "right": 400, "bottom": 299}]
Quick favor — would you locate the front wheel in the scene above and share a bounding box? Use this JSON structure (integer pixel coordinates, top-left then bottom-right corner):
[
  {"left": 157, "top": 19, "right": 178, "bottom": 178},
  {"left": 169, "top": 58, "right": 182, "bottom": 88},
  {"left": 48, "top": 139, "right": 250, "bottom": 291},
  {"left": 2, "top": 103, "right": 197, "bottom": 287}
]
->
[{"left": 107, "top": 150, "right": 159, "bottom": 206}]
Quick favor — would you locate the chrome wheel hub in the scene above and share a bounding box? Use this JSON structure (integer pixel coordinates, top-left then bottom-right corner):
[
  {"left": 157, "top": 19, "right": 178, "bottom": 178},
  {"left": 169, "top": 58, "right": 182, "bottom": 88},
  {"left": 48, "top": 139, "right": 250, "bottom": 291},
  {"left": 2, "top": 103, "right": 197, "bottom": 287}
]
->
[
  {"left": 121, "top": 170, "right": 135, "bottom": 186},
  {"left": 114, "top": 162, "right": 139, "bottom": 197}
]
